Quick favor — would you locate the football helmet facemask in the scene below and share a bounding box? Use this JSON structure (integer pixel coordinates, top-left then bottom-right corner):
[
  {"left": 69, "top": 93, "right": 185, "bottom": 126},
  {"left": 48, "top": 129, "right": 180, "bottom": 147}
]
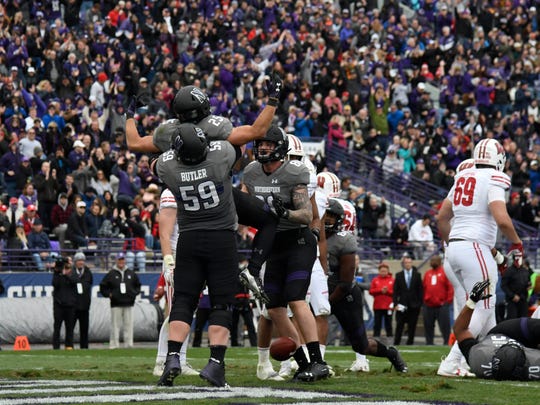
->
[
  {"left": 324, "top": 198, "right": 345, "bottom": 234},
  {"left": 254, "top": 125, "right": 289, "bottom": 163}
]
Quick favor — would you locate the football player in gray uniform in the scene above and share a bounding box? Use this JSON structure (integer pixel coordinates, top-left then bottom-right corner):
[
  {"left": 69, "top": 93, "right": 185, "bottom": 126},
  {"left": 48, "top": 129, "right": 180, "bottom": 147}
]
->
[
  {"left": 126, "top": 79, "right": 282, "bottom": 301},
  {"left": 324, "top": 199, "right": 408, "bottom": 373},
  {"left": 151, "top": 122, "right": 252, "bottom": 388},
  {"left": 454, "top": 279, "right": 540, "bottom": 380},
  {"left": 242, "top": 125, "right": 329, "bottom": 382}
]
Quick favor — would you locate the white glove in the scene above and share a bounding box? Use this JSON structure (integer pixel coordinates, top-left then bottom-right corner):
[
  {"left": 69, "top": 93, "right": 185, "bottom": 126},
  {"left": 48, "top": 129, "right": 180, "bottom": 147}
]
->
[
  {"left": 396, "top": 304, "right": 407, "bottom": 312},
  {"left": 163, "top": 254, "right": 175, "bottom": 287}
]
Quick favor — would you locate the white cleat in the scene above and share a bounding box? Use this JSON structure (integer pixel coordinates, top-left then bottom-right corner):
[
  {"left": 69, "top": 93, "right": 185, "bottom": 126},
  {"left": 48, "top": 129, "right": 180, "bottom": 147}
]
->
[
  {"left": 257, "top": 363, "right": 285, "bottom": 381},
  {"left": 181, "top": 363, "right": 200, "bottom": 376},
  {"left": 278, "top": 361, "right": 292, "bottom": 378},
  {"left": 153, "top": 361, "right": 165, "bottom": 377},
  {"left": 348, "top": 358, "right": 370, "bottom": 372},
  {"left": 437, "top": 356, "right": 473, "bottom": 377}
]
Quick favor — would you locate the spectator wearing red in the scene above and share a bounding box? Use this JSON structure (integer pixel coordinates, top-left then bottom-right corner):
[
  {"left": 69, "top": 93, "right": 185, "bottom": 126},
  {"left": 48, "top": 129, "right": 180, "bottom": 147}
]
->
[
  {"left": 369, "top": 262, "right": 395, "bottom": 340},
  {"left": 51, "top": 193, "right": 73, "bottom": 249},
  {"left": 422, "top": 255, "right": 454, "bottom": 345},
  {"left": 19, "top": 204, "right": 40, "bottom": 235}
]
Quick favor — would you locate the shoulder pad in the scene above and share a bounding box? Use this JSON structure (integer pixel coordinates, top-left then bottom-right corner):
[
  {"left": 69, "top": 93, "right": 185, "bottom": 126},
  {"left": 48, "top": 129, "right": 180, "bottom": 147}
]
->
[{"left": 488, "top": 171, "right": 511, "bottom": 190}]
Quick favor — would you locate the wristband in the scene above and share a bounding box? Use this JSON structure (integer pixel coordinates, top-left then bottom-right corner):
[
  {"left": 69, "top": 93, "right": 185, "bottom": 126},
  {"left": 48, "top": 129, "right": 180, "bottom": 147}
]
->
[
  {"left": 466, "top": 299, "right": 476, "bottom": 310},
  {"left": 267, "top": 97, "right": 279, "bottom": 107}
]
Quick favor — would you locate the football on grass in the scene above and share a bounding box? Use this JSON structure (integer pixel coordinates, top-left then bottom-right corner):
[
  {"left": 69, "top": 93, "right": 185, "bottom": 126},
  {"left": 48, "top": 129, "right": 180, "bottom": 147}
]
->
[{"left": 270, "top": 337, "right": 296, "bottom": 361}]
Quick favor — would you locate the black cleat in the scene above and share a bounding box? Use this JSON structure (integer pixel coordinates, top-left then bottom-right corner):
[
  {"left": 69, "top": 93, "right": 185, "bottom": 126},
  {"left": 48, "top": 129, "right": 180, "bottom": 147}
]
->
[
  {"left": 387, "top": 346, "right": 408, "bottom": 373},
  {"left": 200, "top": 358, "right": 228, "bottom": 387},
  {"left": 157, "top": 352, "right": 181, "bottom": 386},
  {"left": 293, "top": 362, "right": 330, "bottom": 382}
]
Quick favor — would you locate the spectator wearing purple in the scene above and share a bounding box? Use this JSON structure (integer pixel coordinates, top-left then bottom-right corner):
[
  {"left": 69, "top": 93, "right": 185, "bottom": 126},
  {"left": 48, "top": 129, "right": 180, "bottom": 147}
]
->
[
  {"left": 444, "top": 136, "right": 467, "bottom": 171},
  {"left": 68, "top": 140, "right": 88, "bottom": 171},
  {"left": 7, "top": 35, "right": 28, "bottom": 68},
  {"left": 0, "top": 141, "right": 24, "bottom": 197},
  {"left": 112, "top": 155, "right": 141, "bottom": 215}
]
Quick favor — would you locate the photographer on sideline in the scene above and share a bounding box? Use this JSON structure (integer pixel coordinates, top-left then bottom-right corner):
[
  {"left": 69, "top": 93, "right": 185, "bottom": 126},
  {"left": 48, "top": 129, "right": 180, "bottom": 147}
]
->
[{"left": 52, "top": 256, "right": 77, "bottom": 350}]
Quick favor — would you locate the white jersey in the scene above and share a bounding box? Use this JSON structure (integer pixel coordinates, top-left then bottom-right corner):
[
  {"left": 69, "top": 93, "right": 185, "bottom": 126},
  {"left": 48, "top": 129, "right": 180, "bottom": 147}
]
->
[
  {"left": 335, "top": 198, "right": 357, "bottom": 234},
  {"left": 447, "top": 168, "right": 509, "bottom": 247},
  {"left": 304, "top": 158, "right": 317, "bottom": 198},
  {"left": 159, "top": 189, "right": 179, "bottom": 253},
  {"left": 314, "top": 189, "right": 328, "bottom": 220}
]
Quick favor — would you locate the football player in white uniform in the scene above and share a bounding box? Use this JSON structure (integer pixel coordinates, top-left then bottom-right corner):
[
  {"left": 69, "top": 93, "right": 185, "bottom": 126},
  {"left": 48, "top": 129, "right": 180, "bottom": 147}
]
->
[
  {"left": 437, "top": 140, "right": 523, "bottom": 376},
  {"left": 153, "top": 189, "right": 198, "bottom": 377},
  {"left": 316, "top": 171, "right": 369, "bottom": 372}
]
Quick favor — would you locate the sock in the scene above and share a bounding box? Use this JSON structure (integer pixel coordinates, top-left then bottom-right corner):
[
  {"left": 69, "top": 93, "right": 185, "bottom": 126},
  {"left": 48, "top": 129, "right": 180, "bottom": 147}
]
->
[
  {"left": 319, "top": 344, "right": 326, "bottom": 360},
  {"left": 280, "top": 358, "right": 291, "bottom": 369},
  {"left": 258, "top": 347, "right": 270, "bottom": 365},
  {"left": 180, "top": 337, "right": 189, "bottom": 364},
  {"left": 167, "top": 340, "right": 182, "bottom": 355},
  {"left": 355, "top": 353, "right": 367, "bottom": 362},
  {"left": 209, "top": 345, "right": 227, "bottom": 364},
  {"left": 306, "top": 341, "right": 323, "bottom": 363},
  {"left": 446, "top": 342, "right": 463, "bottom": 363},
  {"left": 293, "top": 346, "right": 309, "bottom": 370},
  {"left": 375, "top": 341, "right": 388, "bottom": 358}
]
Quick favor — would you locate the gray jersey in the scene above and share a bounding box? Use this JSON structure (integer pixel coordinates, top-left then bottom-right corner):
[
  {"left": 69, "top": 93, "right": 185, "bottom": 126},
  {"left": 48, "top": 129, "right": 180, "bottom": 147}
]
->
[
  {"left": 156, "top": 141, "right": 239, "bottom": 232},
  {"left": 464, "top": 334, "right": 540, "bottom": 380},
  {"left": 243, "top": 159, "right": 310, "bottom": 231},
  {"left": 153, "top": 116, "right": 233, "bottom": 152},
  {"left": 326, "top": 231, "right": 358, "bottom": 288}
]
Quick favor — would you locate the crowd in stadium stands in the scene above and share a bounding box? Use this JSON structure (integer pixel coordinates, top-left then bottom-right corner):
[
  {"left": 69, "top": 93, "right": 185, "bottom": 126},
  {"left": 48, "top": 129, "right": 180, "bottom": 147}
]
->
[{"left": 1, "top": 0, "right": 540, "bottom": 264}]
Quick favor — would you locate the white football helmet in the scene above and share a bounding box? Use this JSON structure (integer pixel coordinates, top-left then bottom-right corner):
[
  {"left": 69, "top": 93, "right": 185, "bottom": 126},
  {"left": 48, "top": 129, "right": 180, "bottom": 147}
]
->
[
  {"left": 473, "top": 139, "right": 506, "bottom": 171},
  {"left": 456, "top": 158, "right": 475, "bottom": 173},
  {"left": 317, "top": 172, "right": 341, "bottom": 198},
  {"left": 287, "top": 134, "right": 304, "bottom": 158}
]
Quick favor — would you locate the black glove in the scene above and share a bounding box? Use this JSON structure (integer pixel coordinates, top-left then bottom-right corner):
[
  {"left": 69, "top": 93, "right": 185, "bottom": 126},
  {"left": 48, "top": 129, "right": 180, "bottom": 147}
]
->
[
  {"left": 126, "top": 94, "right": 151, "bottom": 119},
  {"left": 265, "top": 73, "right": 282, "bottom": 106},
  {"left": 469, "top": 280, "right": 492, "bottom": 303},
  {"left": 126, "top": 98, "right": 137, "bottom": 119},
  {"left": 271, "top": 192, "right": 289, "bottom": 219}
]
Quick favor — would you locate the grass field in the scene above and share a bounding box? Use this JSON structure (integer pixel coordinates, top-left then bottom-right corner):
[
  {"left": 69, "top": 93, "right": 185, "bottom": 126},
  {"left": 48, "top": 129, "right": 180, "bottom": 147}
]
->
[{"left": 0, "top": 345, "right": 535, "bottom": 404}]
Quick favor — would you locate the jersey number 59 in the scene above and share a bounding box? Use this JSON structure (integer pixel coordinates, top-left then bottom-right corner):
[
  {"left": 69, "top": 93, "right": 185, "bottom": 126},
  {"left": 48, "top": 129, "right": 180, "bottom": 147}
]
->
[
  {"left": 453, "top": 177, "right": 476, "bottom": 207},
  {"left": 179, "top": 181, "right": 219, "bottom": 211}
]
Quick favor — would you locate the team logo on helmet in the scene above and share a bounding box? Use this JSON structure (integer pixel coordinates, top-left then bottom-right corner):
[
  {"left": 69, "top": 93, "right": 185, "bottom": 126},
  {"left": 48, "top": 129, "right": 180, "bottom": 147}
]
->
[
  {"left": 317, "top": 172, "right": 341, "bottom": 198},
  {"left": 190, "top": 87, "right": 207, "bottom": 104},
  {"left": 473, "top": 138, "right": 506, "bottom": 171}
]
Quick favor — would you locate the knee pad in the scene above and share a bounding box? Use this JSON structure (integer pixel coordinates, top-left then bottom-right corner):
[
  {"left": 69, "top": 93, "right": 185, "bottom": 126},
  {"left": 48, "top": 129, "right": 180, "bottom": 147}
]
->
[
  {"left": 169, "top": 293, "right": 198, "bottom": 325},
  {"left": 208, "top": 303, "right": 233, "bottom": 329}
]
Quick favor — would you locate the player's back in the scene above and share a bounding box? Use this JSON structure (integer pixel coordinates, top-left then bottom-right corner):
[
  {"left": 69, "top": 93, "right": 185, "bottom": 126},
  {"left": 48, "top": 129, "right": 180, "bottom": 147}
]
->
[
  {"left": 196, "top": 115, "right": 233, "bottom": 141},
  {"left": 449, "top": 168, "right": 510, "bottom": 247},
  {"left": 152, "top": 116, "right": 233, "bottom": 152},
  {"left": 156, "top": 141, "right": 238, "bottom": 232},
  {"left": 327, "top": 231, "right": 357, "bottom": 284}
]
